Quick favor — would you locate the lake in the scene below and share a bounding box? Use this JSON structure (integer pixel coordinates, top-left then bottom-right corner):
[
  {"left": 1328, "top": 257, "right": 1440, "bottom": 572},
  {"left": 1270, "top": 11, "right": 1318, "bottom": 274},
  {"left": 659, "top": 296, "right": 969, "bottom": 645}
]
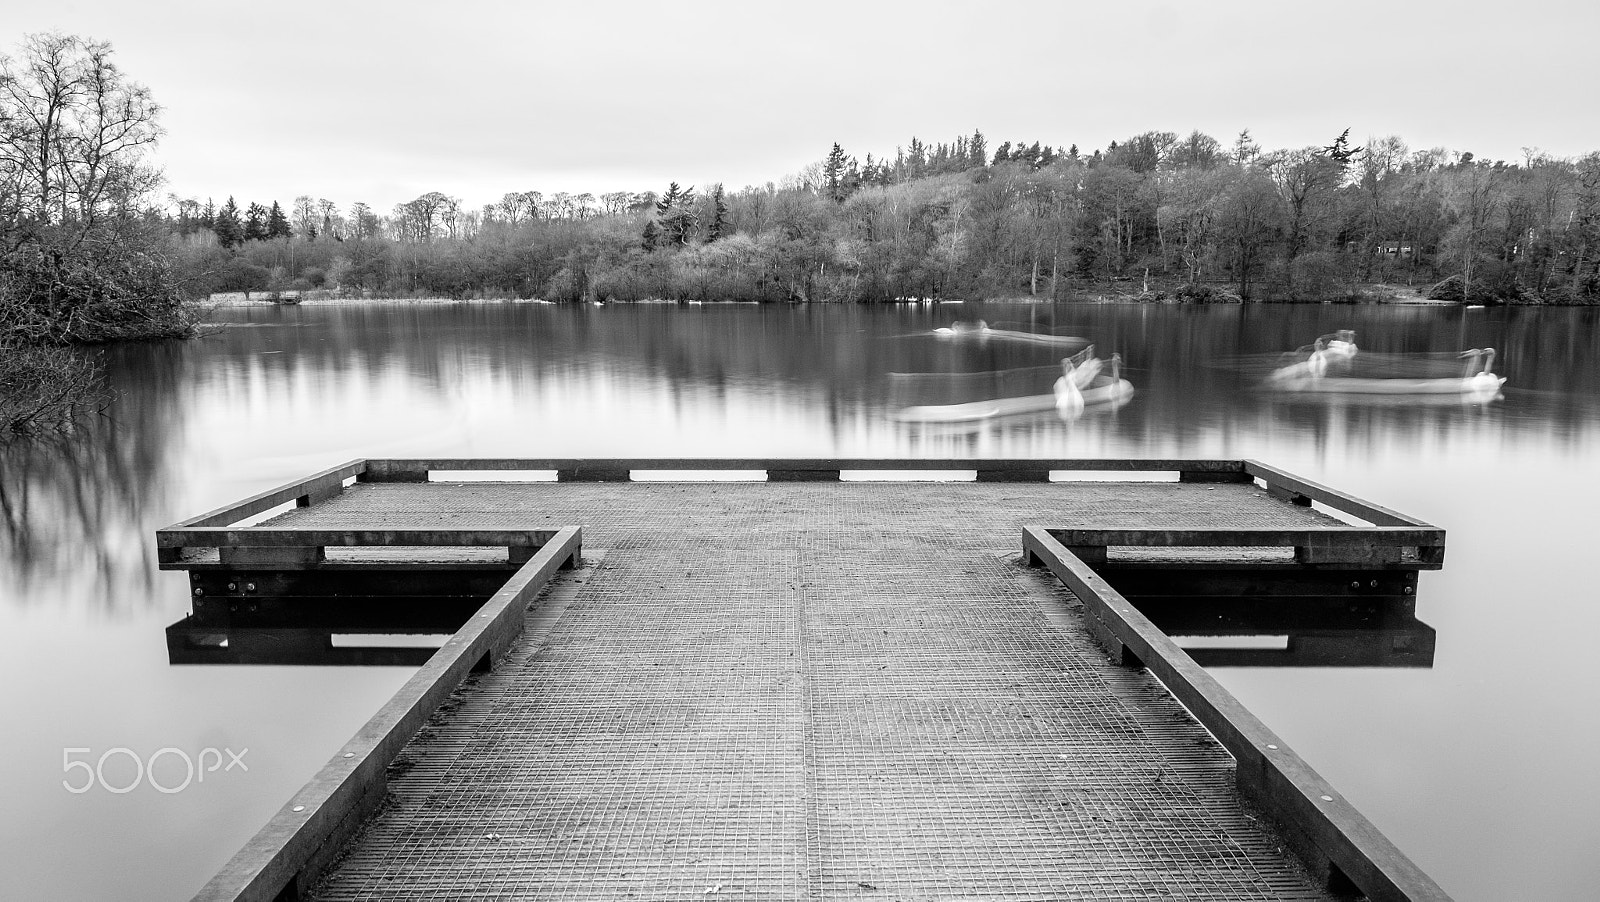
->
[{"left": 2, "top": 299, "right": 1596, "bottom": 900}]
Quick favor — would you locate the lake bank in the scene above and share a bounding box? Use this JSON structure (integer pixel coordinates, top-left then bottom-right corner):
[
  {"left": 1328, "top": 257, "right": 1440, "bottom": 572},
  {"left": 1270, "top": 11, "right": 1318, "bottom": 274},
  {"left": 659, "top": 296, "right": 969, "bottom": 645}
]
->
[{"left": 202, "top": 281, "right": 1589, "bottom": 308}]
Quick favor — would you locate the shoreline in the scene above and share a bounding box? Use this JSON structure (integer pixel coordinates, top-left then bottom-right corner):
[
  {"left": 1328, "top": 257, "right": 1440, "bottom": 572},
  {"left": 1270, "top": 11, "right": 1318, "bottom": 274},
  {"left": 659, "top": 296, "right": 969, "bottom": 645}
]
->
[{"left": 200, "top": 291, "right": 1558, "bottom": 309}]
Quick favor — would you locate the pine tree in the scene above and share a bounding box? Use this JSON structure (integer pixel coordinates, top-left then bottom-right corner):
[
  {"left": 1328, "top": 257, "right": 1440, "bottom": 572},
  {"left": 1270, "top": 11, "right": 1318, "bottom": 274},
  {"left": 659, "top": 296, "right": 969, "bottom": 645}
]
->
[
  {"left": 266, "top": 201, "right": 292, "bottom": 239},
  {"left": 706, "top": 184, "right": 729, "bottom": 242},
  {"left": 243, "top": 202, "right": 267, "bottom": 241},
  {"left": 823, "top": 143, "right": 849, "bottom": 202},
  {"left": 969, "top": 130, "right": 987, "bottom": 169},
  {"left": 1324, "top": 128, "right": 1362, "bottom": 169},
  {"left": 213, "top": 196, "right": 242, "bottom": 249},
  {"left": 992, "top": 142, "right": 1012, "bottom": 165}
]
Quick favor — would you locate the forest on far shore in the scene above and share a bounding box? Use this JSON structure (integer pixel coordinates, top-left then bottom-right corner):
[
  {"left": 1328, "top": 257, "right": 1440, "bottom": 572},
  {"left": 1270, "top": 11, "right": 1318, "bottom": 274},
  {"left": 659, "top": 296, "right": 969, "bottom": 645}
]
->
[{"left": 171, "top": 128, "right": 1600, "bottom": 306}]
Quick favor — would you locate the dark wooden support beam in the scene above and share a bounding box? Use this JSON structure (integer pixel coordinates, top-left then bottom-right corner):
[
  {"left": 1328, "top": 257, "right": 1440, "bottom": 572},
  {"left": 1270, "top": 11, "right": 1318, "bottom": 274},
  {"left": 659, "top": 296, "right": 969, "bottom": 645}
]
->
[
  {"left": 976, "top": 468, "right": 1051, "bottom": 482},
  {"left": 220, "top": 546, "right": 326, "bottom": 567},
  {"left": 1179, "top": 469, "right": 1254, "bottom": 483},
  {"left": 555, "top": 467, "right": 631, "bottom": 482},
  {"left": 767, "top": 469, "right": 839, "bottom": 481},
  {"left": 357, "top": 461, "right": 429, "bottom": 483}
]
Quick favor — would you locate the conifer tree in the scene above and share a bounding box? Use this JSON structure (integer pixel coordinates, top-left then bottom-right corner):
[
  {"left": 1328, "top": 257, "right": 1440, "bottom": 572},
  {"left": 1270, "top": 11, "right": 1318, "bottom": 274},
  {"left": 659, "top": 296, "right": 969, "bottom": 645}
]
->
[
  {"left": 243, "top": 202, "right": 267, "bottom": 241},
  {"left": 213, "top": 196, "right": 243, "bottom": 249},
  {"left": 969, "top": 130, "right": 987, "bottom": 169},
  {"left": 707, "top": 184, "right": 729, "bottom": 242},
  {"left": 823, "top": 143, "right": 849, "bottom": 202},
  {"left": 266, "top": 201, "right": 292, "bottom": 239}
]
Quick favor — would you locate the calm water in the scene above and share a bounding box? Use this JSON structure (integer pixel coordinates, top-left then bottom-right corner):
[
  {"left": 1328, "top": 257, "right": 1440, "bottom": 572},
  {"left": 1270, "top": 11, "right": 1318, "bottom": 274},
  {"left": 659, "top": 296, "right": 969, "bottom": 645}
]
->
[{"left": 2, "top": 300, "right": 1597, "bottom": 901}]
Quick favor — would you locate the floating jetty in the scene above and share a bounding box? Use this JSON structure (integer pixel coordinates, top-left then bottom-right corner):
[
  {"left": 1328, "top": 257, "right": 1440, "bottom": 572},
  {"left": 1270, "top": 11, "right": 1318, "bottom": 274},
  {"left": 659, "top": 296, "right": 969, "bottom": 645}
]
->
[{"left": 159, "top": 459, "right": 1453, "bottom": 902}]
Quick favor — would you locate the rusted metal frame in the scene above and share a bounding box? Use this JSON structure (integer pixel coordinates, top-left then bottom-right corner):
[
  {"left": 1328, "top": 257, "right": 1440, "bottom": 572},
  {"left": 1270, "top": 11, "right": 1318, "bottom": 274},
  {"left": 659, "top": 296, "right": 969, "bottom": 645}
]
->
[
  {"left": 1022, "top": 526, "right": 1452, "bottom": 902},
  {"left": 359, "top": 457, "right": 1249, "bottom": 483},
  {"left": 157, "top": 528, "right": 561, "bottom": 568},
  {"left": 165, "top": 460, "right": 368, "bottom": 529},
  {"left": 190, "top": 526, "right": 582, "bottom": 902}
]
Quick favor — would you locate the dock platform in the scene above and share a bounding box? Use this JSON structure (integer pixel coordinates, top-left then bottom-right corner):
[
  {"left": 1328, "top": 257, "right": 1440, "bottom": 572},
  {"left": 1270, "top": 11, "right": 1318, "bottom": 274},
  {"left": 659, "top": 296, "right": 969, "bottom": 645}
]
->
[{"left": 160, "top": 460, "right": 1452, "bottom": 902}]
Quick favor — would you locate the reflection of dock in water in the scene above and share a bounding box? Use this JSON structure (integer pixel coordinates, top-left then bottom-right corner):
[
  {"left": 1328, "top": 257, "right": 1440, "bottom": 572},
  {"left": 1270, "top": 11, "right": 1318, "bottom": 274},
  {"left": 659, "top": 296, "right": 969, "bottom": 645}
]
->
[
  {"left": 162, "top": 458, "right": 1452, "bottom": 902},
  {"left": 1133, "top": 596, "right": 1435, "bottom": 668}
]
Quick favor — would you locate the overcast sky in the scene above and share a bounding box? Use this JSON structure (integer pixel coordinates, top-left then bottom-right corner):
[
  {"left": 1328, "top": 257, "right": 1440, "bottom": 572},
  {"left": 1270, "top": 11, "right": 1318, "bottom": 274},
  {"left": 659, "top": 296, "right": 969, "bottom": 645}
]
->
[{"left": 9, "top": 0, "right": 1599, "bottom": 214}]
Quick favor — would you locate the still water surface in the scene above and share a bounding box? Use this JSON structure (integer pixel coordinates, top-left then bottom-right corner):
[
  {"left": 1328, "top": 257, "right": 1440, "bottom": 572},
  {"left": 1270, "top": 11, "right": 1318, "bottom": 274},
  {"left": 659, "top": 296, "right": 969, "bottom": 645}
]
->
[{"left": 2, "top": 300, "right": 1597, "bottom": 900}]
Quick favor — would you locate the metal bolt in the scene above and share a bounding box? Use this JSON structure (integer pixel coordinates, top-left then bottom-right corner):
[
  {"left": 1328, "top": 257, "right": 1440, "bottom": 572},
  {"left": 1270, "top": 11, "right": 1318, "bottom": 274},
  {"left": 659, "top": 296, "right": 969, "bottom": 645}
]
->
[
  {"left": 246, "top": 583, "right": 256, "bottom": 593},
  {"left": 1404, "top": 586, "right": 1414, "bottom": 595},
  {"left": 1349, "top": 581, "right": 1360, "bottom": 590},
  {"left": 227, "top": 582, "right": 237, "bottom": 592},
  {"left": 1370, "top": 580, "right": 1379, "bottom": 588},
  {"left": 1319, "top": 795, "right": 1334, "bottom": 802},
  {"left": 343, "top": 753, "right": 355, "bottom": 759},
  {"left": 292, "top": 806, "right": 306, "bottom": 813},
  {"left": 193, "top": 587, "right": 205, "bottom": 597}
]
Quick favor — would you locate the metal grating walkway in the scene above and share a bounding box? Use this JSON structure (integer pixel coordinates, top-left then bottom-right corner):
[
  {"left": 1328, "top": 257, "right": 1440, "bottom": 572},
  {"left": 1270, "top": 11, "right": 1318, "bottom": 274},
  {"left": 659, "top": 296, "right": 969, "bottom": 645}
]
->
[{"left": 289, "top": 481, "right": 1340, "bottom": 901}]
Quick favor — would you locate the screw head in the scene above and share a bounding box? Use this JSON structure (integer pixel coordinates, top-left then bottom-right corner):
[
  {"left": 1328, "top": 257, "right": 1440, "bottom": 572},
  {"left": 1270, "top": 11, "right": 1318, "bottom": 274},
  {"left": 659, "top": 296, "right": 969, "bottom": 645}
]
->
[
  {"left": 227, "top": 582, "right": 238, "bottom": 592},
  {"left": 193, "top": 587, "right": 205, "bottom": 597},
  {"left": 1349, "top": 581, "right": 1360, "bottom": 590},
  {"left": 245, "top": 583, "right": 256, "bottom": 592},
  {"left": 1404, "top": 586, "right": 1414, "bottom": 595}
]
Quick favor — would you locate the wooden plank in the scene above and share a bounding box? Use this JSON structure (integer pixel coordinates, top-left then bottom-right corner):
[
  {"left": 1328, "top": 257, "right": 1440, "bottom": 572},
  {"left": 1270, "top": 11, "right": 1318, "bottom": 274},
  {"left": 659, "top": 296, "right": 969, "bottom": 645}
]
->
[
  {"left": 357, "top": 460, "right": 429, "bottom": 482},
  {"left": 976, "top": 468, "right": 1051, "bottom": 482},
  {"left": 1244, "top": 460, "right": 1434, "bottom": 528},
  {"left": 363, "top": 457, "right": 1247, "bottom": 476},
  {"left": 166, "top": 460, "right": 367, "bottom": 529},
  {"left": 767, "top": 469, "right": 840, "bottom": 481},
  {"left": 157, "top": 528, "right": 563, "bottom": 549},
  {"left": 1045, "top": 527, "right": 1444, "bottom": 549},
  {"left": 1178, "top": 469, "right": 1255, "bottom": 483},
  {"left": 191, "top": 527, "right": 582, "bottom": 902},
  {"left": 1022, "top": 527, "right": 1451, "bottom": 902}
]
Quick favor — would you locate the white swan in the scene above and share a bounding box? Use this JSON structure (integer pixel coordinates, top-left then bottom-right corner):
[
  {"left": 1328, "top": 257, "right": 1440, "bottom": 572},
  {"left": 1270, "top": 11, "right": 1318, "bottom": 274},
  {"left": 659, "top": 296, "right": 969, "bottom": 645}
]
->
[
  {"left": 1054, "top": 359, "right": 1085, "bottom": 417},
  {"left": 1464, "top": 348, "right": 1505, "bottom": 394}
]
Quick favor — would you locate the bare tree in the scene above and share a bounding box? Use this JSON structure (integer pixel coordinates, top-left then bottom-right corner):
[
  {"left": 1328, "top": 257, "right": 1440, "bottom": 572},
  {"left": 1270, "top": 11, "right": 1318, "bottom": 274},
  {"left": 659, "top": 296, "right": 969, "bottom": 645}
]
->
[{"left": 1, "top": 32, "right": 162, "bottom": 249}]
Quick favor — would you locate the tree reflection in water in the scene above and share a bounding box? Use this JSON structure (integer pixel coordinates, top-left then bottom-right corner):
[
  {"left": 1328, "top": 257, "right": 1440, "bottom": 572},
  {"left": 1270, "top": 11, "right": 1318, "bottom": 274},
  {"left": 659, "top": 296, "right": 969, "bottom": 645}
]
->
[{"left": 0, "top": 341, "right": 188, "bottom": 609}]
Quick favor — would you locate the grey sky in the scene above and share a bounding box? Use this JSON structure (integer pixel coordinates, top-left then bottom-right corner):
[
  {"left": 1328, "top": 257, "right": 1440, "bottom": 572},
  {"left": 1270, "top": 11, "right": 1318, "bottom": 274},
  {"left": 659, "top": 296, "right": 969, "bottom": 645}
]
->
[{"left": 9, "top": 0, "right": 1599, "bottom": 213}]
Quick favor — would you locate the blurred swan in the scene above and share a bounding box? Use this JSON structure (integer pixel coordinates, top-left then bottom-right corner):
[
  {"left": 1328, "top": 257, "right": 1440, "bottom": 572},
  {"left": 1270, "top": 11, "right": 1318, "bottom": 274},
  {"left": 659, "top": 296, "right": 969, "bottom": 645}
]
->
[
  {"left": 933, "top": 319, "right": 990, "bottom": 337},
  {"left": 1053, "top": 359, "right": 1085, "bottom": 417}
]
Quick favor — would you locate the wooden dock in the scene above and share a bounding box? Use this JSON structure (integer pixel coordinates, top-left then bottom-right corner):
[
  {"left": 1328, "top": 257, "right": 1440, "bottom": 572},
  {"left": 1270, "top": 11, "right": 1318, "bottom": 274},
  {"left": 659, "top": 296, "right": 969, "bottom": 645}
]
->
[{"left": 160, "top": 460, "right": 1453, "bottom": 902}]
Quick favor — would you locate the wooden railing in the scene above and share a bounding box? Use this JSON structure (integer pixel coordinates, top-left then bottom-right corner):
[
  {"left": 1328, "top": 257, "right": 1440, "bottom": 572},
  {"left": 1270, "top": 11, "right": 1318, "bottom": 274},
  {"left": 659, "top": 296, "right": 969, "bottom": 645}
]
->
[{"left": 1022, "top": 526, "right": 1451, "bottom": 902}]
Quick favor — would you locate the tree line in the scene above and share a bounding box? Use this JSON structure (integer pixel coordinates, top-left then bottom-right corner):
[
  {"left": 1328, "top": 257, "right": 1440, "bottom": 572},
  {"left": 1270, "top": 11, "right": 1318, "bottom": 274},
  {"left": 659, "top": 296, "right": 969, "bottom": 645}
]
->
[{"left": 166, "top": 128, "right": 1600, "bottom": 305}]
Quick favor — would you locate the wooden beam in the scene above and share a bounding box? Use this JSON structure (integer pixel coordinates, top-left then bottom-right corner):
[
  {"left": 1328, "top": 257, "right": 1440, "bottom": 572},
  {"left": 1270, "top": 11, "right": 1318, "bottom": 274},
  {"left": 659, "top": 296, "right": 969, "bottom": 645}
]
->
[
  {"left": 158, "top": 528, "right": 563, "bottom": 549},
  {"left": 1021, "top": 527, "right": 1451, "bottom": 902},
  {"left": 365, "top": 457, "right": 1247, "bottom": 476},
  {"left": 191, "top": 527, "right": 583, "bottom": 902},
  {"left": 166, "top": 460, "right": 367, "bottom": 529},
  {"left": 1045, "top": 527, "right": 1444, "bottom": 549},
  {"left": 1244, "top": 460, "right": 1435, "bottom": 528}
]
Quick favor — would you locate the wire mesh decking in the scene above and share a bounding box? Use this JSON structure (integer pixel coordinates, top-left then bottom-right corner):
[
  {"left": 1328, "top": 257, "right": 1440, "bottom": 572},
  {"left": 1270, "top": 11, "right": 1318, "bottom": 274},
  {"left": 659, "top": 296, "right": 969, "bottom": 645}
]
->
[{"left": 253, "top": 481, "right": 1352, "bottom": 901}]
